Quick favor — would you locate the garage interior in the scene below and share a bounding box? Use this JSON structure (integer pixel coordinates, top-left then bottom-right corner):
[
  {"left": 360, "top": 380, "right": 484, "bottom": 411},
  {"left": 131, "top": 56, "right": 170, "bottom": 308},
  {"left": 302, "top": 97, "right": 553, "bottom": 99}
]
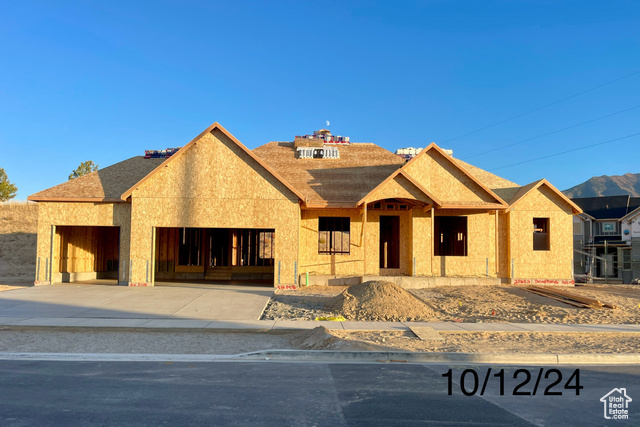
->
[
  {"left": 154, "top": 227, "right": 275, "bottom": 283},
  {"left": 53, "top": 225, "right": 120, "bottom": 283}
]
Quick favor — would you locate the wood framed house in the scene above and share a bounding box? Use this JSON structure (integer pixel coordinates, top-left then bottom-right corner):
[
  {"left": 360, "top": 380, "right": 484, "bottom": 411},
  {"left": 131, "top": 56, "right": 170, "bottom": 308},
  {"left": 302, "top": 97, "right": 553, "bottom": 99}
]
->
[
  {"left": 29, "top": 123, "right": 581, "bottom": 288},
  {"left": 572, "top": 195, "right": 640, "bottom": 283}
]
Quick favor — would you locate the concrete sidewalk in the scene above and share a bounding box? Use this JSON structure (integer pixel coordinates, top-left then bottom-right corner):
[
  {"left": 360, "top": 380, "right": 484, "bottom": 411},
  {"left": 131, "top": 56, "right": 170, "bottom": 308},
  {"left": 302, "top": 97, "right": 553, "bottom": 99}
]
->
[
  {"left": 1, "top": 316, "right": 639, "bottom": 332},
  {"left": 1, "top": 283, "right": 639, "bottom": 333}
]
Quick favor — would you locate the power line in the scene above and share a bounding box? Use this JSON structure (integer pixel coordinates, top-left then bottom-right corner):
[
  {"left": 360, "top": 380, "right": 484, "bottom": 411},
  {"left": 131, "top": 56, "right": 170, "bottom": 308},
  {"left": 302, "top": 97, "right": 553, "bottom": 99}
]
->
[
  {"left": 489, "top": 131, "right": 640, "bottom": 172},
  {"left": 465, "top": 104, "right": 640, "bottom": 160},
  {"left": 442, "top": 69, "right": 640, "bottom": 144}
]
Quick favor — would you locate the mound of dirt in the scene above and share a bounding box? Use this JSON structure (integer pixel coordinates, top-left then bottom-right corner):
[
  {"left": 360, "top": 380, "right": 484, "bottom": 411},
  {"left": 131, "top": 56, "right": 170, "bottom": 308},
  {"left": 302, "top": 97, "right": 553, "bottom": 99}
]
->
[{"left": 326, "top": 280, "right": 436, "bottom": 321}]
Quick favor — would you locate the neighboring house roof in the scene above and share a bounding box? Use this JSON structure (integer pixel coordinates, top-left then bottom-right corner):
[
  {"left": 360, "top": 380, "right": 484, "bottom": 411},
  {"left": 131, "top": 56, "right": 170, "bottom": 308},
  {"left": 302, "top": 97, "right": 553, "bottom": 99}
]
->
[
  {"left": 571, "top": 195, "right": 640, "bottom": 220},
  {"left": 28, "top": 157, "right": 165, "bottom": 202},
  {"left": 621, "top": 204, "right": 640, "bottom": 222},
  {"left": 253, "top": 141, "right": 404, "bottom": 206},
  {"left": 507, "top": 179, "right": 582, "bottom": 214}
]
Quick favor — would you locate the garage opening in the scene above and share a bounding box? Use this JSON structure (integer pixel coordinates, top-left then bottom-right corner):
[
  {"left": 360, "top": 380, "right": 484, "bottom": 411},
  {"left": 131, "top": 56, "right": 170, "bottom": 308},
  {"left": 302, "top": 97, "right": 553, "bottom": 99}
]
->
[
  {"left": 54, "top": 226, "right": 120, "bottom": 283},
  {"left": 155, "top": 227, "right": 275, "bottom": 284}
]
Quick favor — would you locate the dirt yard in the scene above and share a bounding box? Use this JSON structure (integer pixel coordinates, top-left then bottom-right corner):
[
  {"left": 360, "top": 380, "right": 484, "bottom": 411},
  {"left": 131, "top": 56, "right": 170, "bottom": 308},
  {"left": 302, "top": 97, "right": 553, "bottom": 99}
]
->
[
  {"left": 0, "top": 202, "right": 38, "bottom": 287},
  {"left": 263, "top": 283, "right": 640, "bottom": 324},
  {"left": 295, "top": 327, "right": 640, "bottom": 354}
]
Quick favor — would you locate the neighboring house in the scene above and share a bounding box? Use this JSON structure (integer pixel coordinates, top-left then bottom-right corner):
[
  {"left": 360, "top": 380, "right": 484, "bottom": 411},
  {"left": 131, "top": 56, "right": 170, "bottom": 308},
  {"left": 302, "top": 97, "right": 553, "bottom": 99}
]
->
[
  {"left": 571, "top": 195, "right": 640, "bottom": 283},
  {"left": 28, "top": 123, "right": 581, "bottom": 288}
]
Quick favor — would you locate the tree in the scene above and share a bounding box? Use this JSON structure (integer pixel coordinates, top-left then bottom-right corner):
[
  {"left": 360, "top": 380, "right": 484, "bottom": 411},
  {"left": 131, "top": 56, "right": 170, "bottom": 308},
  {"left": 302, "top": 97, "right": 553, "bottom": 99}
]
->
[
  {"left": 0, "top": 168, "right": 18, "bottom": 202},
  {"left": 69, "top": 160, "right": 99, "bottom": 180}
]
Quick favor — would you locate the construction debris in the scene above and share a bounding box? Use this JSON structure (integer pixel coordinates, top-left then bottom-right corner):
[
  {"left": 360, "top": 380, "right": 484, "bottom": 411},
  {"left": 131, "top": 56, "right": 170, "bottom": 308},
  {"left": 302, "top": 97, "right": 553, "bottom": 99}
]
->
[{"left": 525, "top": 286, "right": 619, "bottom": 309}]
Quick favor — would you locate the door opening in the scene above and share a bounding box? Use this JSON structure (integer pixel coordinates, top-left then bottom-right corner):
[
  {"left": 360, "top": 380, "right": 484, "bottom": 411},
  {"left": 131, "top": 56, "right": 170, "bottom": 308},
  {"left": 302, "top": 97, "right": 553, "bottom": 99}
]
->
[{"left": 379, "top": 216, "right": 400, "bottom": 269}]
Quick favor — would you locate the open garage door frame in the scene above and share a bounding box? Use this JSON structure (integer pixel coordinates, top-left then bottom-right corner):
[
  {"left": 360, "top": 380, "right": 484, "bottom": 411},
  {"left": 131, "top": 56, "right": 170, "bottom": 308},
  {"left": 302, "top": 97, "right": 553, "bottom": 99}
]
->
[
  {"left": 154, "top": 227, "right": 275, "bottom": 285},
  {"left": 53, "top": 225, "right": 120, "bottom": 284}
]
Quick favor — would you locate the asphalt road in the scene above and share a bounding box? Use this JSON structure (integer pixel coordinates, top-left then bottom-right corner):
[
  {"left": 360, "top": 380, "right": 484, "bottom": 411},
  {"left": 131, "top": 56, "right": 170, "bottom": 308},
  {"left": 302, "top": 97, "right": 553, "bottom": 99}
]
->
[{"left": 0, "top": 360, "right": 638, "bottom": 426}]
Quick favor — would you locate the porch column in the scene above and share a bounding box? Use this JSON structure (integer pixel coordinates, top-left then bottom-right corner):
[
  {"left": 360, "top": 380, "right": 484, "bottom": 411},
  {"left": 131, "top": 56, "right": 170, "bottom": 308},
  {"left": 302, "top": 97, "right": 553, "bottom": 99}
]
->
[
  {"left": 430, "top": 207, "right": 435, "bottom": 276},
  {"left": 363, "top": 203, "right": 367, "bottom": 277},
  {"left": 495, "top": 210, "right": 499, "bottom": 277}
]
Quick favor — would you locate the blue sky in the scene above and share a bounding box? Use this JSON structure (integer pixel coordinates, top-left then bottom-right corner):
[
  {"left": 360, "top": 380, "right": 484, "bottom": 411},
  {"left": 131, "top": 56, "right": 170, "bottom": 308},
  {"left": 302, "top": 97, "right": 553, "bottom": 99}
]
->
[{"left": 1, "top": 0, "right": 639, "bottom": 200}]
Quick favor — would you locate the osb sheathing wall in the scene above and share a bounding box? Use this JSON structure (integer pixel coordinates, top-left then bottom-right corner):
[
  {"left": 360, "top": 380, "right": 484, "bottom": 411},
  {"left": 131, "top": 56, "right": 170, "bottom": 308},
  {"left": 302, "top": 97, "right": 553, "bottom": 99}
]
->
[
  {"left": 431, "top": 210, "right": 498, "bottom": 277},
  {"left": 403, "top": 149, "right": 497, "bottom": 204},
  {"left": 35, "top": 202, "right": 131, "bottom": 283},
  {"left": 508, "top": 186, "right": 573, "bottom": 280},
  {"left": 299, "top": 208, "right": 414, "bottom": 277},
  {"left": 300, "top": 208, "right": 364, "bottom": 276},
  {"left": 129, "top": 129, "right": 300, "bottom": 285},
  {"left": 367, "top": 175, "right": 432, "bottom": 205}
]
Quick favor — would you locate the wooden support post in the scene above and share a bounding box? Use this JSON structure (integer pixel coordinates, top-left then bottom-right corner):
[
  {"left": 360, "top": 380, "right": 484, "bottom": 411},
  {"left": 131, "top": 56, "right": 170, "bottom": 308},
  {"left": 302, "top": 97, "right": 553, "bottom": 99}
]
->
[
  {"left": 430, "top": 207, "right": 435, "bottom": 277},
  {"left": 494, "top": 210, "right": 499, "bottom": 277},
  {"left": 49, "top": 225, "right": 55, "bottom": 283},
  {"left": 150, "top": 226, "right": 156, "bottom": 285},
  {"left": 363, "top": 203, "right": 367, "bottom": 277}
]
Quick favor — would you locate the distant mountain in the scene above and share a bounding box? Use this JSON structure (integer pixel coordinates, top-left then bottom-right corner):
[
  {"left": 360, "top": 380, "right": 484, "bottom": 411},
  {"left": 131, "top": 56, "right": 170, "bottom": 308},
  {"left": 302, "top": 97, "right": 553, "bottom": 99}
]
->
[{"left": 563, "top": 173, "right": 640, "bottom": 198}]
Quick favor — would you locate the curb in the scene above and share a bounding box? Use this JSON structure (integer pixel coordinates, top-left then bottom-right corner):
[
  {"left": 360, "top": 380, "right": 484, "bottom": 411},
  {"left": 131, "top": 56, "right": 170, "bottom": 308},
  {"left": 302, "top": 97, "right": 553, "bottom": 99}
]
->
[
  {"left": 238, "top": 350, "right": 640, "bottom": 365},
  {"left": 0, "top": 350, "right": 638, "bottom": 365}
]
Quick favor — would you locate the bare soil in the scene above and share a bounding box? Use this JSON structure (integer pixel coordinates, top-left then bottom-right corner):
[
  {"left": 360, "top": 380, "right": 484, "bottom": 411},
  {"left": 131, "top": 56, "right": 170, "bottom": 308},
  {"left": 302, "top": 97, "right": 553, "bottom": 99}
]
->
[
  {"left": 325, "top": 328, "right": 640, "bottom": 354},
  {"left": 263, "top": 283, "right": 640, "bottom": 324}
]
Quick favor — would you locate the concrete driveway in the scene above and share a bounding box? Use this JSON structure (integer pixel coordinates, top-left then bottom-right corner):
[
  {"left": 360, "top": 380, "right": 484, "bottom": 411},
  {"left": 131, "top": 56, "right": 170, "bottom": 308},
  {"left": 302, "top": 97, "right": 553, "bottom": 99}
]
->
[{"left": 0, "top": 282, "right": 273, "bottom": 323}]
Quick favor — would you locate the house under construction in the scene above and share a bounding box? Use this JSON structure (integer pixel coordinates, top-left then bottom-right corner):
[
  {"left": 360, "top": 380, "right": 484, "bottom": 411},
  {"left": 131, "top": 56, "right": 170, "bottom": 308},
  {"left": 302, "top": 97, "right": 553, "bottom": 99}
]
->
[{"left": 29, "top": 123, "right": 582, "bottom": 288}]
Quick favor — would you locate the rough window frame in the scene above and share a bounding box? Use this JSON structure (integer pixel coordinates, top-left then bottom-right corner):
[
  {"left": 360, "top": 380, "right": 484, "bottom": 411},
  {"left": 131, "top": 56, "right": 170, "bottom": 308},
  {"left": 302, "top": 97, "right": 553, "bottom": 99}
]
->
[
  {"left": 533, "top": 218, "right": 550, "bottom": 251},
  {"left": 434, "top": 216, "right": 468, "bottom": 257},
  {"left": 318, "top": 217, "right": 350, "bottom": 255}
]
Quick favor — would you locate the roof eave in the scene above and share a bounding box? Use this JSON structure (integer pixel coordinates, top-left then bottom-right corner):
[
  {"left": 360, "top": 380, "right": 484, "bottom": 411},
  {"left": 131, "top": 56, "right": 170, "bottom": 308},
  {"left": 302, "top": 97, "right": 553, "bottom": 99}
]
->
[{"left": 26, "top": 196, "right": 126, "bottom": 203}]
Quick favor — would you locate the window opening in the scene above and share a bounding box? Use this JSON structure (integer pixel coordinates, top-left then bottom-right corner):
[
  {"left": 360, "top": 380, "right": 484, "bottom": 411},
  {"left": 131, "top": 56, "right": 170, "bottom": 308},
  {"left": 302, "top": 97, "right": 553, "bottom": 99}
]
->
[
  {"left": 434, "top": 216, "right": 467, "bottom": 256},
  {"left": 318, "top": 217, "right": 350, "bottom": 254},
  {"left": 533, "top": 218, "right": 550, "bottom": 251}
]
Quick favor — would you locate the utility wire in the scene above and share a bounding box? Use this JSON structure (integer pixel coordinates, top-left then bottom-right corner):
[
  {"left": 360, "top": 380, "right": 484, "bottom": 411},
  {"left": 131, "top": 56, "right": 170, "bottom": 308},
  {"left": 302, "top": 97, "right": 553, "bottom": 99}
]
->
[
  {"left": 465, "top": 104, "right": 640, "bottom": 160},
  {"left": 442, "top": 69, "right": 640, "bottom": 144},
  {"left": 489, "top": 131, "right": 640, "bottom": 172}
]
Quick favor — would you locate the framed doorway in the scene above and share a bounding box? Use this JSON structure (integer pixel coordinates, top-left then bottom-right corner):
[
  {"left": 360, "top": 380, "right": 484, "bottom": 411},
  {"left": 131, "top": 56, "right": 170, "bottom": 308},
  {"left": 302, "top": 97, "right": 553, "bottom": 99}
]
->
[{"left": 379, "top": 216, "right": 400, "bottom": 269}]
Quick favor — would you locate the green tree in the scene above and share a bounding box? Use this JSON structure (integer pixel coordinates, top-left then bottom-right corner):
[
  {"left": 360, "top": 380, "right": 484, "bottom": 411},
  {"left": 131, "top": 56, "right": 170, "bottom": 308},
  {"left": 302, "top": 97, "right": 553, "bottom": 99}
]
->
[
  {"left": 0, "top": 167, "right": 18, "bottom": 202},
  {"left": 69, "top": 160, "right": 99, "bottom": 180}
]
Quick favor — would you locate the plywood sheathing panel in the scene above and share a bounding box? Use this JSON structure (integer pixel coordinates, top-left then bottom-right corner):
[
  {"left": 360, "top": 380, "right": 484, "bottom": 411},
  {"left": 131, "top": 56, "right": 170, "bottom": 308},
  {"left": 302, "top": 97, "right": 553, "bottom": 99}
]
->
[
  {"left": 299, "top": 208, "right": 415, "bottom": 277},
  {"left": 508, "top": 185, "right": 574, "bottom": 280},
  {"left": 35, "top": 202, "right": 130, "bottom": 283},
  {"left": 411, "top": 208, "right": 432, "bottom": 276},
  {"left": 365, "top": 173, "right": 434, "bottom": 206},
  {"left": 430, "top": 210, "right": 497, "bottom": 277},
  {"left": 299, "top": 208, "right": 364, "bottom": 276},
  {"left": 129, "top": 130, "right": 300, "bottom": 285},
  {"left": 403, "top": 147, "right": 504, "bottom": 206}
]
